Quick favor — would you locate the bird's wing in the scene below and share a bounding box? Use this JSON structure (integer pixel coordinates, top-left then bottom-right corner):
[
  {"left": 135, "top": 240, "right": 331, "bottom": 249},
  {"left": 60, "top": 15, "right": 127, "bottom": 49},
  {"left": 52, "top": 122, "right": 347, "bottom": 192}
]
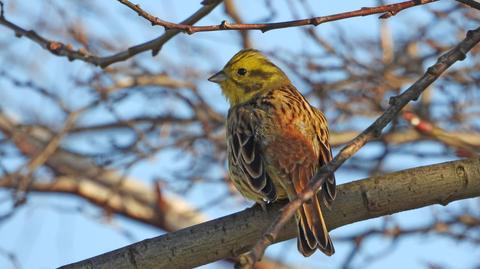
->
[
  {"left": 267, "top": 128, "right": 334, "bottom": 256},
  {"left": 227, "top": 106, "right": 277, "bottom": 202}
]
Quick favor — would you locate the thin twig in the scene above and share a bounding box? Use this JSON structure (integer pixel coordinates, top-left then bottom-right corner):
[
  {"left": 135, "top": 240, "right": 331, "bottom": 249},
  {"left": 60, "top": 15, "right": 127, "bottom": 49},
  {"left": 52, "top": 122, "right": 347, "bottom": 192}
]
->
[
  {"left": 0, "top": 1, "right": 4, "bottom": 18},
  {"left": 223, "top": 0, "right": 252, "bottom": 48},
  {"left": 11, "top": 111, "right": 80, "bottom": 204},
  {"left": 239, "top": 26, "right": 480, "bottom": 268},
  {"left": 118, "top": 0, "right": 437, "bottom": 33},
  {"left": 403, "top": 111, "right": 479, "bottom": 157},
  {"left": 0, "top": 0, "right": 224, "bottom": 67},
  {"left": 0, "top": 0, "right": 436, "bottom": 67}
]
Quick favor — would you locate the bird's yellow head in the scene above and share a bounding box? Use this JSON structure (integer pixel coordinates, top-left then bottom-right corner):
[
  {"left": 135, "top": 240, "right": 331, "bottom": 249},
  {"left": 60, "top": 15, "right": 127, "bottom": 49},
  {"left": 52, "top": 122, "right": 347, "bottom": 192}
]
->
[{"left": 208, "top": 49, "right": 290, "bottom": 106}]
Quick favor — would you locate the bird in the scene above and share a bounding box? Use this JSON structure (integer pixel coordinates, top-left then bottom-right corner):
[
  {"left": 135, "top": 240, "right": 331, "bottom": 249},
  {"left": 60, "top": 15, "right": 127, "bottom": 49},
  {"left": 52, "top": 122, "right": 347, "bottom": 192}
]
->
[{"left": 208, "top": 49, "right": 336, "bottom": 257}]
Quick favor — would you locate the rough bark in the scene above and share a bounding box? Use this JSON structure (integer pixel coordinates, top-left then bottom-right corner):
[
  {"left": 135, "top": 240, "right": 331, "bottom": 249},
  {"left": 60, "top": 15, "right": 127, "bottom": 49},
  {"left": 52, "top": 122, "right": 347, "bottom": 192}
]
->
[{"left": 60, "top": 157, "right": 480, "bottom": 269}]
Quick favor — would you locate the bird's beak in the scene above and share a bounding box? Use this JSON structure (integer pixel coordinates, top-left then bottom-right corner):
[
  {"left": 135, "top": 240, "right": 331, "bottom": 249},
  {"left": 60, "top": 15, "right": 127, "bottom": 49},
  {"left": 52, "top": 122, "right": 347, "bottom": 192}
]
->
[{"left": 208, "top": 70, "right": 227, "bottom": 84}]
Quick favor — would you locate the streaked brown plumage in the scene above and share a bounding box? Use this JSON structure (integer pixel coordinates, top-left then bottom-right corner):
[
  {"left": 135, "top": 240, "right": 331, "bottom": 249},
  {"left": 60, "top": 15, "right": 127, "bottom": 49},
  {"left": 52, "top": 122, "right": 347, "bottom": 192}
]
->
[{"left": 209, "top": 49, "right": 336, "bottom": 256}]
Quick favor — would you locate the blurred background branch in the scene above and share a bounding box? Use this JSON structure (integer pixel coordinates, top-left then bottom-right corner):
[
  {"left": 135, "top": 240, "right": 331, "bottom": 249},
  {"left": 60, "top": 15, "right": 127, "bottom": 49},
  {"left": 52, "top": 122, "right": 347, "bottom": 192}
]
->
[{"left": 0, "top": 0, "right": 479, "bottom": 268}]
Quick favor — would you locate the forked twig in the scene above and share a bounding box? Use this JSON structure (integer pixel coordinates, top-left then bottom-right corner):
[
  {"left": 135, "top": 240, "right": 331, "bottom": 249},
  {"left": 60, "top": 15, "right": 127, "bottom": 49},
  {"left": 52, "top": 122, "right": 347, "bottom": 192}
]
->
[{"left": 0, "top": 0, "right": 224, "bottom": 67}]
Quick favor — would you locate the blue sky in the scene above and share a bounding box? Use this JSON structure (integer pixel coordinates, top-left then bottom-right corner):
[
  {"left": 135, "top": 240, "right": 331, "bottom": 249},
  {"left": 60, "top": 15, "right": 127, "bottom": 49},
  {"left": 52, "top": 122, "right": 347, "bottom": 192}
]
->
[{"left": 0, "top": 1, "right": 478, "bottom": 269}]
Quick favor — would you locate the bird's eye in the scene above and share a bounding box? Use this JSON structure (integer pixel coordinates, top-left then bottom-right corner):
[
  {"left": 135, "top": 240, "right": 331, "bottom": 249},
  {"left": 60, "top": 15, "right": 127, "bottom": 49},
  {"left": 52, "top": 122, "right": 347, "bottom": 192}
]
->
[{"left": 237, "top": 68, "right": 247, "bottom": 76}]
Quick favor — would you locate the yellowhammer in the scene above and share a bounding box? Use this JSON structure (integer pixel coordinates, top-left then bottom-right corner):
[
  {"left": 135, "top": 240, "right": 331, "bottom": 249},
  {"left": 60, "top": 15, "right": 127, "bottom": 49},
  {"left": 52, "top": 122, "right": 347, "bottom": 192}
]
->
[{"left": 208, "top": 49, "right": 336, "bottom": 256}]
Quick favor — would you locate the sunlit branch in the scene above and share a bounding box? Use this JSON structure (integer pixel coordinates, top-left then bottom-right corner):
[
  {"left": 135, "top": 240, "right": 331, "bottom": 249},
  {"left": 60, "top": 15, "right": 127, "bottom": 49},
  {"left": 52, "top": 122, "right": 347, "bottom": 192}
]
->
[
  {"left": 242, "top": 25, "right": 480, "bottom": 268},
  {"left": 118, "top": 0, "right": 438, "bottom": 34},
  {"left": 0, "top": 0, "right": 224, "bottom": 67},
  {"left": 58, "top": 157, "right": 480, "bottom": 269}
]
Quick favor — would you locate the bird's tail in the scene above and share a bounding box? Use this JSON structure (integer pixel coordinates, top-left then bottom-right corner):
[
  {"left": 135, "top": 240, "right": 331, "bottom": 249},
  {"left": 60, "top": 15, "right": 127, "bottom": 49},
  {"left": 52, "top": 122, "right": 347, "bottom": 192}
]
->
[{"left": 296, "top": 191, "right": 335, "bottom": 257}]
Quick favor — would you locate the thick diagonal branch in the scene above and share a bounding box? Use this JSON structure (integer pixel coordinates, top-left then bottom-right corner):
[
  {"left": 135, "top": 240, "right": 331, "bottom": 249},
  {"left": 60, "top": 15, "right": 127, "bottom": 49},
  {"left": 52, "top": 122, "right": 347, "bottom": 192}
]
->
[{"left": 242, "top": 25, "right": 480, "bottom": 266}]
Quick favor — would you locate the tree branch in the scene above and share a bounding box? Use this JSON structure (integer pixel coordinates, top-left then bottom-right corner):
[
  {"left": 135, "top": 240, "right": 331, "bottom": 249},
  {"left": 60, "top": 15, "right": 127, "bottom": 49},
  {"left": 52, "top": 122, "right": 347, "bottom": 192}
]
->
[
  {"left": 455, "top": 0, "right": 480, "bottom": 10},
  {"left": 403, "top": 111, "right": 480, "bottom": 157},
  {"left": 58, "top": 157, "right": 480, "bottom": 269},
  {"left": 118, "top": 0, "right": 437, "bottom": 34},
  {"left": 0, "top": 0, "right": 437, "bottom": 67},
  {"left": 241, "top": 25, "right": 480, "bottom": 268},
  {"left": 0, "top": 0, "right": 223, "bottom": 67},
  {"left": 330, "top": 129, "right": 480, "bottom": 147},
  {"left": 0, "top": 112, "right": 207, "bottom": 231},
  {"left": 0, "top": 112, "right": 290, "bottom": 269}
]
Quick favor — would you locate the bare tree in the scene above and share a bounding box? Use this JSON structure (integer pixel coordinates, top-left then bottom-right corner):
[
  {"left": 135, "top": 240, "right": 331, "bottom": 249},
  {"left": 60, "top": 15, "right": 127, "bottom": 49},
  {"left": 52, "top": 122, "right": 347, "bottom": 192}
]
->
[{"left": 0, "top": 1, "right": 479, "bottom": 269}]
